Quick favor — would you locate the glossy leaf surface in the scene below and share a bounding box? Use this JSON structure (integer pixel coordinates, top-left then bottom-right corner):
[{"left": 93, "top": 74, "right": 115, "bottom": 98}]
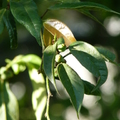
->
[
  {"left": 57, "top": 63, "right": 84, "bottom": 116},
  {"left": 10, "top": 0, "right": 42, "bottom": 46},
  {"left": 69, "top": 41, "right": 108, "bottom": 91},
  {"left": 96, "top": 46, "right": 116, "bottom": 62},
  {"left": 43, "top": 19, "right": 76, "bottom": 47},
  {"left": 43, "top": 43, "right": 58, "bottom": 90},
  {"left": 0, "top": 81, "right": 19, "bottom": 120},
  {"left": 49, "top": 2, "right": 120, "bottom": 16}
]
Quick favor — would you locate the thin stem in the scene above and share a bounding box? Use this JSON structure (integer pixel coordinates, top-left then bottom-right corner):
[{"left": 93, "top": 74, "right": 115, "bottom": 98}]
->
[
  {"left": 62, "top": 50, "right": 71, "bottom": 58},
  {"left": 45, "top": 77, "right": 52, "bottom": 120},
  {"left": 41, "top": 9, "right": 49, "bottom": 19},
  {"left": 40, "top": 30, "right": 45, "bottom": 52}
]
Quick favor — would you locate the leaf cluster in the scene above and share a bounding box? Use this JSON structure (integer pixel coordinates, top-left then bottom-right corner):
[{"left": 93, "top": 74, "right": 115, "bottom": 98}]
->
[{"left": 0, "top": 0, "right": 120, "bottom": 120}]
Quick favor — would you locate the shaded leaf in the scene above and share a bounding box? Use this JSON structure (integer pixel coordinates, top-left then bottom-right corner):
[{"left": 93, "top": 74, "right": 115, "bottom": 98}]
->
[
  {"left": 82, "top": 80, "right": 101, "bottom": 96},
  {"left": 49, "top": 2, "right": 120, "bottom": 15},
  {"left": 69, "top": 41, "right": 108, "bottom": 91},
  {"left": 43, "top": 43, "right": 58, "bottom": 91},
  {"left": 0, "top": 81, "right": 19, "bottom": 120},
  {"left": 57, "top": 63, "right": 84, "bottom": 116},
  {"left": 1, "top": 0, "right": 7, "bottom": 8},
  {"left": 78, "top": 9, "right": 103, "bottom": 25},
  {"left": 0, "top": 9, "right": 6, "bottom": 34},
  {"left": 95, "top": 46, "right": 116, "bottom": 62},
  {"left": 43, "top": 19, "right": 76, "bottom": 47},
  {"left": 3, "top": 10, "right": 17, "bottom": 49},
  {"left": 10, "top": 0, "right": 42, "bottom": 46}
]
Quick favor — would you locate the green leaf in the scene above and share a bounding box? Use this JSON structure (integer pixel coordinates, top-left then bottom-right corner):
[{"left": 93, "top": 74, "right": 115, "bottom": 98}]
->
[
  {"left": 1, "top": 0, "right": 7, "bottom": 8},
  {"left": 82, "top": 80, "right": 101, "bottom": 96},
  {"left": 69, "top": 41, "right": 108, "bottom": 91},
  {"left": 21, "top": 54, "right": 46, "bottom": 120},
  {"left": 49, "top": 2, "right": 120, "bottom": 15},
  {"left": 0, "top": 9, "right": 6, "bottom": 34},
  {"left": 60, "top": 0, "right": 80, "bottom": 3},
  {"left": 57, "top": 63, "right": 84, "bottom": 116},
  {"left": 28, "top": 68, "right": 47, "bottom": 120},
  {"left": 0, "top": 81, "right": 19, "bottom": 120},
  {"left": 78, "top": 10, "right": 103, "bottom": 25},
  {"left": 43, "top": 43, "right": 58, "bottom": 91},
  {"left": 22, "top": 54, "right": 41, "bottom": 68},
  {"left": 0, "top": 67, "right": 13, "bottom": 80},
  {"left": 10, "top": 0, "right": 42, "bottom": 46},
  {"left": 95, "top": 46, "right": 116, "bottom": 62},
  {"left": 3, "top": 10, "right": 18, "bottom": 49}
]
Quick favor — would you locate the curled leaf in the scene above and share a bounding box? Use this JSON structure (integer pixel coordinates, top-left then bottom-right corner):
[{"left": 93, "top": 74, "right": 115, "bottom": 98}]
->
[{"left": 43, "top": 19, "right": 76, "bottom": 47}]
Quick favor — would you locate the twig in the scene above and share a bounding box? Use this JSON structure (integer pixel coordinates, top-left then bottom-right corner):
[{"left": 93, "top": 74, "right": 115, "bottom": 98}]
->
[
  {"left": 45, "top": 77, "right": 52, "bottom": 120},
  {"left": 41, "top": 9, "right": 49, "bottom": 19}
]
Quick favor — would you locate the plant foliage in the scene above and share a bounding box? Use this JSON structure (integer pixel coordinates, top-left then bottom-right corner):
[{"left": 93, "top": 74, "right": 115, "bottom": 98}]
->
[{"left": 0, "top": 0, "right": 120, "bottom": 120}]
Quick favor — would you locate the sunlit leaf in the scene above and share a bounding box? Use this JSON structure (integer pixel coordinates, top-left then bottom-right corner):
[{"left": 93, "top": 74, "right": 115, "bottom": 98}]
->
[
  {"left": 0, "top": 81, "right": 19, "bottom": 120},
  {"left": 28, "top": 68, "right": 47, "bottom": 120},
  {"left": 10, "top": 0, "right": 42, "bottom": 46},
  {"left": 22, "top": 54, "right": 46, "bottom": 120},
  {"left": 43, "top": 19, "right": 76, "bottom": 47},
  {"left": 22, "top": 54, "right": 41, "bottom": 68},
  {"left": 57, "top": 63, "right": 84, "bottom": 116},
  {"left": 49, "top": 2, "right": 120, "bottom": 16},
  {"left": 43, "top": 28, "right": 54, "bottom": 47},
  {"left": 43, "top": 43, "right": 58, "bottom": 91},
  {"left": 0, "top": 9, "right": 6, "bottom": 34},
  {"left": 0, "top": 67, "right": 13, "bottom": 80},
  {"left": 95, "top": 46, "right": 116, "bottom": 62},
  {"left": 69, "top": 41, "right": 108, "bottom": 91},
  {"left": 3, "top": 10, "right": 17, "bottom": 49}
]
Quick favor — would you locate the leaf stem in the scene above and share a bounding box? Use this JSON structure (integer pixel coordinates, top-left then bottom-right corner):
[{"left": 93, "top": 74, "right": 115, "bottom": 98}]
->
[
  {"left": 62, "top": 50, "right": 71, "bottom": 58},
  {"left": 40, "top": 30, "right": 45, "bottom": 52},
  {"left": 45, "top": 77, "right": 52, "bottom": 120},
  {"left": 41, "top": 9, "right": 49, "bottom": 19}
]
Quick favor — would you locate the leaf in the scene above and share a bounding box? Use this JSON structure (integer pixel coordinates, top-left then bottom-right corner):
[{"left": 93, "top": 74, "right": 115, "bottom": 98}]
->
[
  {"left": 43, "top": 19, "right": 76, "bottom": 47},
  {"left": 10, "top": 0, "right": 42, "bottom": 46},
  {"left": 43, "top": 43, "right": 58, "bottom": 91},
  {"left": 1, "top": 0, "right": 7, "bottom": 8},
  {"left": 43, "top": 28, "right": 54, "bottom": 47},
  {"left": 78, "top": 9, "right": 103, "bottom": 25},
  {"left": 0, "top": 81, "right": 19, "bottom": 120},
  {"left": 21, "top": 54, "right": 46, "bottom": 120},
  {"left": 69, "top": 41, "right": 108, "bottom": 91},
  {"left": 82, "top": 80, "right": 100, "bottom": 96},
  {"left": 95, "top": 46, "right": 116, "bottom": 62},
  {"left": 28, "top": 68, "right": 47, "bottom": 120},
  {"left": 60, "top": 0, "right": 80, "bottom": 2},
  {"left": 57, "top": 63, "right": 84, "bottom": 116},
  {"left": 22, "top": 54, "right": 41, "bottom": 68},
  {"left": 49, "top": 2, "right": 120, "bottom": 15},
  {"left": 3, "top": 10, "right": 18, "bottom": 49},
  {"left": 0, "top": 9, "right": 6, "bottom": 34}
]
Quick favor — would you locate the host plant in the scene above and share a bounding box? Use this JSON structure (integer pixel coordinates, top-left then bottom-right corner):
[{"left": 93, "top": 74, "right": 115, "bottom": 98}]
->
[{"left": 0, "top": 0, "right": 120, "bottom": 120}]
